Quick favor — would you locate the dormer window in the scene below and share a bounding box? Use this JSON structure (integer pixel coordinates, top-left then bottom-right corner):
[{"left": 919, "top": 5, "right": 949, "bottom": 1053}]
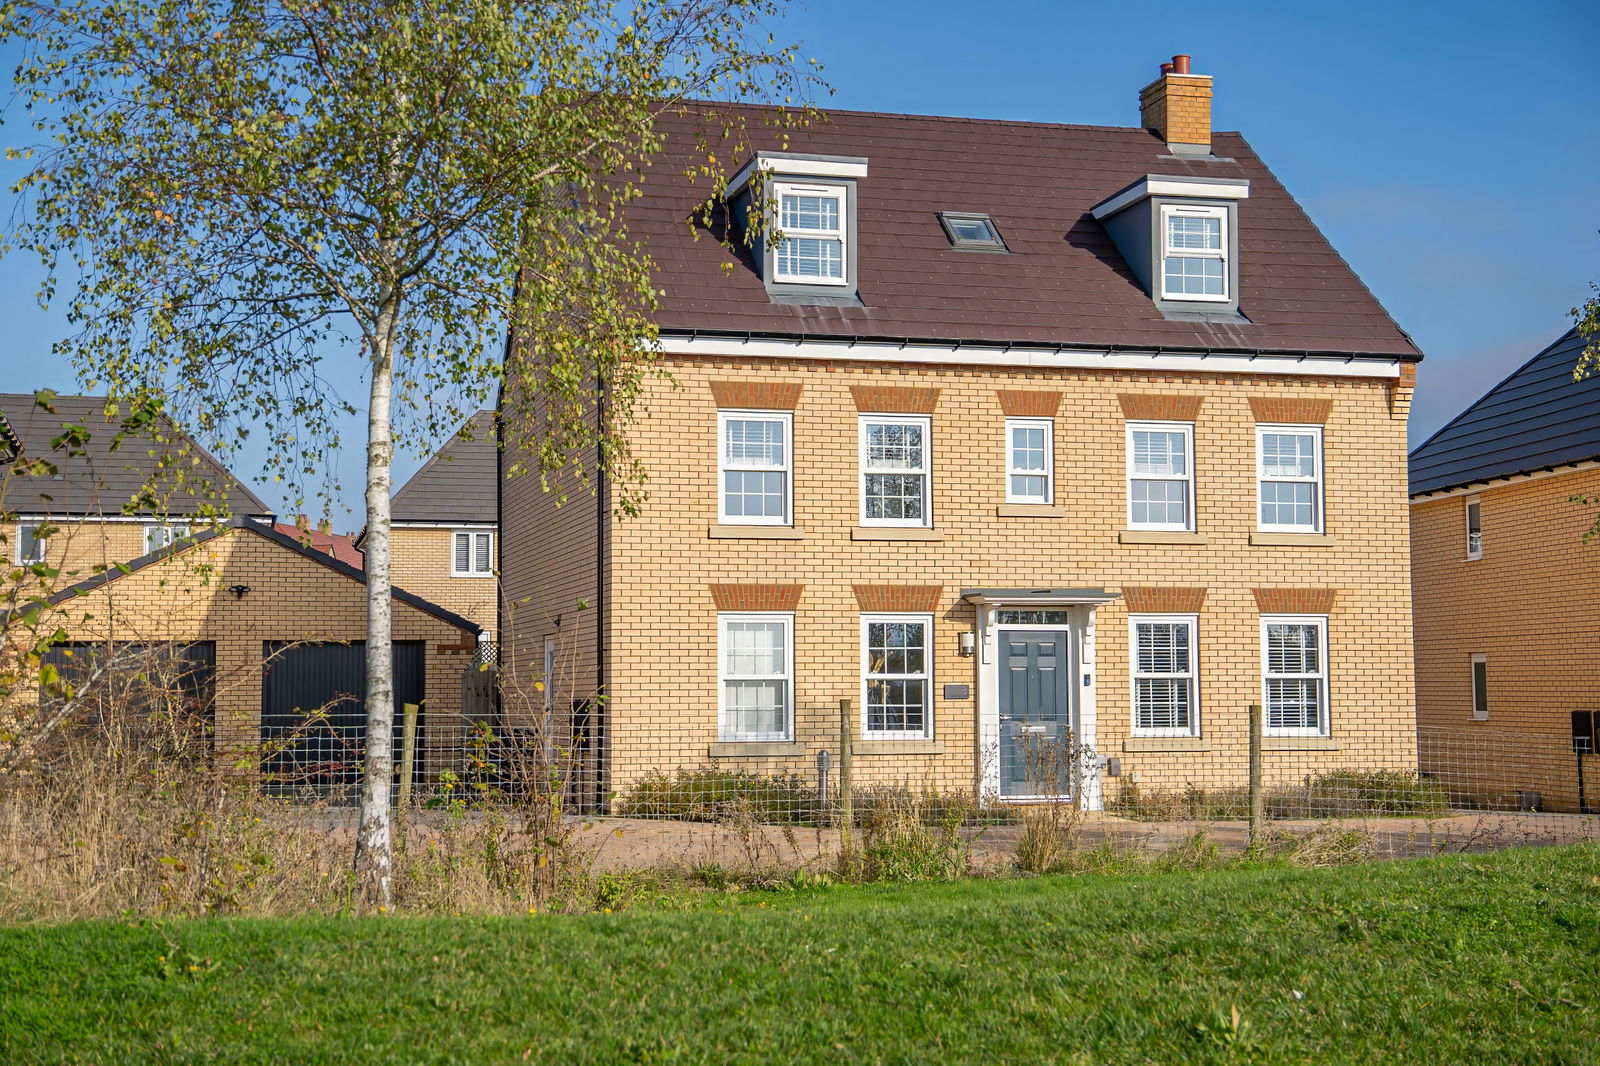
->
[
  {"left": 726, "top": 150, "right": 867, "bottom": 301},
  {"left": 1090, "top": 175, "right": 1248, "bottom": 315},
  {"left": 938, "top": 212, "right": 1007, "bottom": 252},
  {"left": 774, "top": 183, "right": 846, "bottom": 284},
  {"left": 1161, "top": 204, "right": 1227, "bottom": 300}
]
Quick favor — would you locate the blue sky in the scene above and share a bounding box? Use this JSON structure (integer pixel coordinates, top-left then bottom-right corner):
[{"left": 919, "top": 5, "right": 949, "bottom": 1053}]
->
[{"left": 0, "top": 0, "right": 1594, "bottom": 523}]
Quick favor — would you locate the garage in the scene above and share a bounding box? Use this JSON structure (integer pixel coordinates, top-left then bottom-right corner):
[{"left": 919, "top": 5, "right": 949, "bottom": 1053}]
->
[{"left": 260, "top": 640, "right": 425, "bottom": 799}]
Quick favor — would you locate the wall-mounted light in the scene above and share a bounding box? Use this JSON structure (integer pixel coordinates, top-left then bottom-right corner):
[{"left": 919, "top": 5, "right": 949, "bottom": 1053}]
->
[
  {"left": 228, "top": 584, "right": 251, "bottom": 600},
  {"left": 958, "top": 631, "right": 976, "bottom": 657}
]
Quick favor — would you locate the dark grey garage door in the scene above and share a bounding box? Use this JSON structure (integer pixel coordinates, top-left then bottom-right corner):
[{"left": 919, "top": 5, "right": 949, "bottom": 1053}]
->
[{"left": 260, "top": 641, "right": 424, "bottom": 800}]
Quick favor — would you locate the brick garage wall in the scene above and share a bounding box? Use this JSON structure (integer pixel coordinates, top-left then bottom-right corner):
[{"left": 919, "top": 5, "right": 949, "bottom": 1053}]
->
[
  {"left": 584, "top": 355, "right": 1415, "bottom": 800},
  {"left": 388, "top": 525, "right": 498, "bottom": 633},
  {"left": 1412, "top": 467, "right": 1600, "bottom": 811},
  {"left": 34, "top": 526, "right": 476, "bottom": 779}
]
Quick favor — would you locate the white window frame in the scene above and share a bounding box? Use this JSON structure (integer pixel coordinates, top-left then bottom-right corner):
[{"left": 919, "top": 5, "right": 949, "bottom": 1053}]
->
[
  {"left": 716, "top": 409, "right": 792, "bottom": 526},
  {"left": 452, "top": 529, "right": 494, "bottom": 577},
  {"left": 1159, "top": 203, "right": 1229, "bottom": 303},
  {"left": 771, "top": 181, "right": 848, "bottom": 287},
  {"left": 860, "top": 612, "right": 934, "bottom": 740},
  {"left": 143, "top": 522, "right": 191, "bottom": 555},
  {"left": 1005, "top": 417, "right": 1054, "bottom": 505},
  {"left": 1125, "top": 420, "right": 1195, "bottom": 532},
  {"left": 1129, "top": 614, "right": 1200, "bottom": 737},
  {"left": 718, "top": 612, "right": 794, "bottom": 743},
  {"left": 1465, "top": 497, "right": 1483, "bottom": 560},
  {"left": 16, "top": 522, "right": 46, "bottom": 565},
  {"left": 859, "top": 414, "right": 932, "bottom": 528},
  {"left": 1260, "top": 614, "right": 1330, "bottom": 737},
  {"left": 1471, "top": 653, "right": 1488, "bottom": 721},
  {"left": 1255, "top": 424, "right": 1324, "bottom": 534}
]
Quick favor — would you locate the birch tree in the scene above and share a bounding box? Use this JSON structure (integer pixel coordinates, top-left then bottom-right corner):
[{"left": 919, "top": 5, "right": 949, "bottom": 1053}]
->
[{"left": 1, "top": 0, "right": 817, "bottom": 909}]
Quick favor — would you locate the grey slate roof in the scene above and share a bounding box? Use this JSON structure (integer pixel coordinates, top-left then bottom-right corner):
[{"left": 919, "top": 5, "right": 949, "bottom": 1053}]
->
[
  {"left": 1408, "top": 329, "right": 1600, "bottom": 496},
  {"left": 637, "top": 105, "right": 1421, "bottom": 360},
  {"left": 38, "top": 516, "right": 480, "bottom": 635},
  {"left": 0, "top": 394, "right": 273, "bottom": 518},
  {"left": 391, "top": 411, "right": 497, "bottom": 524}
]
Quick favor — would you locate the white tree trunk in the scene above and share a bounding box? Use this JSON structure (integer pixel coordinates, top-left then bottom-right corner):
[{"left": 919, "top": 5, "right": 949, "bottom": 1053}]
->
[{"left": 354, "top": 314, "right": 397, "bottom": 911}]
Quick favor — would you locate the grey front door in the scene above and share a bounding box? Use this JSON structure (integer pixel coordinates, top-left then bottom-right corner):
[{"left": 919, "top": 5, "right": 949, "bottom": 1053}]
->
[{"left": 998, "top": 629, "right": 1072, "bottom": 797}]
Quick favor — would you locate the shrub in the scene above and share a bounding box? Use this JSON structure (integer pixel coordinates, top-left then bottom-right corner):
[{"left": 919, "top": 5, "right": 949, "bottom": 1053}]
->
[
  {"left": 618, "top": 769, "right": 819, "bottom": 824},
  {"left": 1110, "top": 770, "right": 1452, "bottom": 822}
]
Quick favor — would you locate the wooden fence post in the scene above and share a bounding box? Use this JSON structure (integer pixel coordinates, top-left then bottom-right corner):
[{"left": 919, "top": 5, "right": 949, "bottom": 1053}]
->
[
  {"left": 1248, "top": 701, "right": 1265, "bottom": 853},
  {"left": 398, "top": 702, "right": 421, "bottom": 809}
]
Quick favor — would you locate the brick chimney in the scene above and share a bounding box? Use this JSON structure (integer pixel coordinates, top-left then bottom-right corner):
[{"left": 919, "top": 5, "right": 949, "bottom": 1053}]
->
[{"left": 1139, "top": 54, "right": 1213, "bottom": 155}]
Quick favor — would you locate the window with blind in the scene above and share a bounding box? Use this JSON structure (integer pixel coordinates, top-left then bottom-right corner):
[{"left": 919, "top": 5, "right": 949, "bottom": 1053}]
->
[
  {"left": 1160, "top": 203, "right": 1228, "bottom": 302},
  {"left": 452, "top": 530, "right": 493, "bottom": 576},
  {"left": 1256, "top": 425, "right": 1323, "bottom": 533},
  {"left": 718, "top": 410, "right": 791, "bottom": 525},
  {"left": 719, "top": 613, "right": 793, "bottom": 741},
  {"left": 860, "top": 415, "right": 931, "bottom": 527},
  {"left": 1261, "top": 616, "right": 1329, "bottom": 736},
  {"left": 1006, "top": 418, "right": 1053, "bottom": 504},
  {"left": 1130, "top": 615, "right": 1198, "bottom": 736},
  {"left": 1126, "top": 421, "right": 1194, "bottom": 531}
]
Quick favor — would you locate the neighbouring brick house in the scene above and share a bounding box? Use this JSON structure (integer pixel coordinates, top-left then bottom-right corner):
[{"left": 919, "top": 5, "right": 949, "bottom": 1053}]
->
[
  {"left": 1410, "top": 327, "right": 1600, "bottom": 812},
  {"left": 502, "top": 56, "right": 1422, "bottom": 809},
  {"left": 366, "top": 412, "right": 498, "bottom": 641},
  {"left": 1, "top": 392, "right": 276, "bottom": 579},
  {"left": 2, "top": 394, "right": 483, "bottom": 793}
]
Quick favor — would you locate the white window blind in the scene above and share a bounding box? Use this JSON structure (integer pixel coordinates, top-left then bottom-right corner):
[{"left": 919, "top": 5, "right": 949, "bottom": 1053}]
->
[
  {"left": 720, "top": 614, "right": 793, "bottom": 741},
  {"left": 1132, "top": 616, "right": 1198, "bottom": 735},
  {"left": 1127, "top": 422, "right": 1194, "bottom": 530}
]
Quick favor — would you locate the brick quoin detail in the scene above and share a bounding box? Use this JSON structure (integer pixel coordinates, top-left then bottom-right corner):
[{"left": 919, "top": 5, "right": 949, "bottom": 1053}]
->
[
  {"left": 1253, "top": 588, "right": 1338, "bottom": 615},
  {"left": 1117, "top": 393, "right": 1203, "bottom": 422},
  {"left": 1122, "top": 587, "right": 1207, "bottom": 614},
  {"left": 1389, "top": 363, "right": 1417, "bottom": 418},
  {"left": 995, "top": 390, "right": 1063, "bottom": 418},
  {"left": 708, "top": 380, "right": 802, "bottom": 411},
  {"left": 852, "top": 584, "right": 943, "bottom": 612},
  {"left": 1249, "top": 397, "right": 1333, "bottom": 424},
  {"left": 709, "top": 583, "right": 803, "bottom": 611},
  {"left": 849, "top": 386, "right": 941, "bottom": 414}
]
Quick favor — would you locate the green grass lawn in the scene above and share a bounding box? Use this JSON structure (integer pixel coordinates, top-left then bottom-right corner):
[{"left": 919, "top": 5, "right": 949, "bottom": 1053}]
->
[{"left": 2, "top": 845, "right": 1597, "bottom": 1065}]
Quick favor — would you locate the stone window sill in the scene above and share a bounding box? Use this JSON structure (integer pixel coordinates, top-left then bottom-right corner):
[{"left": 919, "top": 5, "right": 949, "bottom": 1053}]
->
[
  {"left": 708, "top": 742, "right": 807, "bottom": 758},
  {"left": 1249, "top": 532, "right": 1337, "bottom": 547},
  {"left": 996, "top": 504, "right": 1064, "bottom": 518},
  {"left": 708, "top": 525, "right": 805, "bottom": 540},
  {"left": 852, "top": 740, "right": 945, "bottom": 756},
  {"left": 1119, "top": 529, "right": 1208, "bottom": 545},
  {"left": 1122, "top": 737, "right": 1211, "bottom": 753},
  {"left": 852, "top": 527, "right": 945, "bottom": 542},
  {"left": 1262, "top": 736, "right": 1342, "bottom": 751}
]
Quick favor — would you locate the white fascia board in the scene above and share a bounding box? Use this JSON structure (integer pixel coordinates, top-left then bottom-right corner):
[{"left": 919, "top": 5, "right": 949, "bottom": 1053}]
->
[
  {"left": 728, "top": 151, "right": 870, "bottom": 193},
  {"left": 659, "top": 332, "right": 1403, "bottom": 380},
  {"left": 1408, "top": 458, "right": 1600, "bottom": 502},
  {"left": 1090, "top": 175, "right": 1251, "bottom": 221}
]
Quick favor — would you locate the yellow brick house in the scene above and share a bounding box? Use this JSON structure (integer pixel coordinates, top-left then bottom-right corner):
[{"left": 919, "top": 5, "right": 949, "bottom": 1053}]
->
[
  {"left": 502, "top": 56, "right": 1422, "bottom": 809},
  {"left": 1410, "top": 327, "right": 1600, "bottom": 812}
]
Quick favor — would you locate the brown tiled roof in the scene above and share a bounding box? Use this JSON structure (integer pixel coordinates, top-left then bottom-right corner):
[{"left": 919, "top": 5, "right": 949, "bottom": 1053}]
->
[
  {"left": 0, "top": 393, "right": 273, "bottom": 518},
  {"left": 636, "top": 106, "right": 1419, "bottom": 359},
  {"left": 272, "top": 521, "right": 365, "bottom": 569}
]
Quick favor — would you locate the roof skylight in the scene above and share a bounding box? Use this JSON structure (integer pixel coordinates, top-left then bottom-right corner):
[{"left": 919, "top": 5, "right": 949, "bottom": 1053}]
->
[{"left": 938, "top": 212, "right": 1007, "bottom": 252}]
